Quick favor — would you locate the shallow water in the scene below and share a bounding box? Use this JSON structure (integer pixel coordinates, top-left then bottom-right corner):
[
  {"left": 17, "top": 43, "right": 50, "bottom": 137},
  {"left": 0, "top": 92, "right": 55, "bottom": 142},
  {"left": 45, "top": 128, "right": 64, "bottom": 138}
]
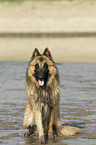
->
[{"left": 0, "top": 62, "right": 96, "bottom": 145}]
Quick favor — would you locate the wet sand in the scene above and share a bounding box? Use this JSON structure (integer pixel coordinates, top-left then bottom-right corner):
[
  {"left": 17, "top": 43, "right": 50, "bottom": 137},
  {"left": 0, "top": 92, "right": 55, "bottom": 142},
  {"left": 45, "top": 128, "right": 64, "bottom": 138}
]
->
[{"left": 0, "top": 62, "right": 96, "bottom": 144}]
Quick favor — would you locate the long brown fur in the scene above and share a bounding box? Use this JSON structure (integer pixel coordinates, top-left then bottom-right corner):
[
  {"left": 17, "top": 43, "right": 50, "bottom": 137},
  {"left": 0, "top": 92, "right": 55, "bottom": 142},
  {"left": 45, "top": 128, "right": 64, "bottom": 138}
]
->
[{"left": 23, "top": 48, "right": 82, "bottom": 144}]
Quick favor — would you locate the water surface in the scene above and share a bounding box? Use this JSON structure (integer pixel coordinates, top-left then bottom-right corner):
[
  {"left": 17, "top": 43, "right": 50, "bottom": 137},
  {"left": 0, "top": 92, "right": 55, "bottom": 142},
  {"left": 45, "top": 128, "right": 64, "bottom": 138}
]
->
[{"left": 0, "top": 62, "right": 96, "bottom": 145}]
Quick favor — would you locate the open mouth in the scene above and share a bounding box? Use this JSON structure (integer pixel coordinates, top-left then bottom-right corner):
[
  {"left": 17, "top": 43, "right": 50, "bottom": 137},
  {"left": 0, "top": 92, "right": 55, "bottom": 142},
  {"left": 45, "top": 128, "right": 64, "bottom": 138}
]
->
[{"left": 39, "top": 79, "right": 44, "bottom": 86}]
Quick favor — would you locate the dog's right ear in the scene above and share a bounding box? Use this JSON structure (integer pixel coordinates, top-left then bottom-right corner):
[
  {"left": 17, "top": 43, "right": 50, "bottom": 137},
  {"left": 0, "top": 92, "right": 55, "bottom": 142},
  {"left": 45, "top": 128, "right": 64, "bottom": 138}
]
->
[
  {"left": 31, "top": 48, "right": 41, "bottom": 60},
  {"left": 43, "top": 48, "right": 53, "bottom": 61}
]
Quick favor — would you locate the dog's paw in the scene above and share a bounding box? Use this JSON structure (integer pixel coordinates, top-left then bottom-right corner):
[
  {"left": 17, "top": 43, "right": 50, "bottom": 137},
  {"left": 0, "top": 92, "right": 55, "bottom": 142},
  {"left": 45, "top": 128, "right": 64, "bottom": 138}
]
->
[
  {"left": 22, "top": 133, "right": 28, "bottom": 137},
  {"left": 48, "top": 133, "right": 54, "bottom": 139},
  {"left": 22, "top": 131, "right": 32, "bottom": 137},
  {"left": 48, "top": 133, "right": 57, "bottom": 140},
  {"left": 39, "top": 135, "right": 45, "bottom": 144}
]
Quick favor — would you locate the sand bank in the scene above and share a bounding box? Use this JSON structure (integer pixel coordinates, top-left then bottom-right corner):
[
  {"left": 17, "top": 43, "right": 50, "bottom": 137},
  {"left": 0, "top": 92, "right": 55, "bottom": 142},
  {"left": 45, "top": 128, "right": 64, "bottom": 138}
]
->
[
  {"left": 0, "top": 1, "right": 96, "bottom": 33},
  {"left": 0, "top": 37, "right": 96, "bottom": 63}
]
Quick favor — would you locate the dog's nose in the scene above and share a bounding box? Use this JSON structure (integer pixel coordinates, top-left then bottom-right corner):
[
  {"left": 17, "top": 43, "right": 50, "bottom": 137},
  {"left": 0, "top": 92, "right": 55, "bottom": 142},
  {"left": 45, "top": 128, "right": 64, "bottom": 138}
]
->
[
  {"left": 37, "top": 69, "right": 45, "bottom": 79},
  {"left": 38, "top": 72, "right": 45, "bottom": 79}
]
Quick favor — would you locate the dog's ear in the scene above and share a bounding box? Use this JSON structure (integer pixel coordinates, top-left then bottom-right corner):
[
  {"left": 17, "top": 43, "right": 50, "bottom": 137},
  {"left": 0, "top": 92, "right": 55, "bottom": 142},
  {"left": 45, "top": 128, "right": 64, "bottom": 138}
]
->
[
  {"left": 31, "top": 48, "right": 41, "bottom": 60},
  {"left": 43, "top": 48, "right": 53, "bottom": 60}
]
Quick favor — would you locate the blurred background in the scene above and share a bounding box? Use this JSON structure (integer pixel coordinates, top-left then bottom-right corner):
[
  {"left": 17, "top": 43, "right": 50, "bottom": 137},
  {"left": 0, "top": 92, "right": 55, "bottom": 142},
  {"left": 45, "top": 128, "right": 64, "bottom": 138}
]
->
[{"left": 0, "top": 0, "right": 96, "bottom": 62}]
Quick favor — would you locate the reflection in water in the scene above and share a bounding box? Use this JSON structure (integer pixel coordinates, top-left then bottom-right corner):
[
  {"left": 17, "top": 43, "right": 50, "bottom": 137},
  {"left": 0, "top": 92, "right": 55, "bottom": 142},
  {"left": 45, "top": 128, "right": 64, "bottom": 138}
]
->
[{"left": 0, "top": 62, "right": 96, "bottom": 144}]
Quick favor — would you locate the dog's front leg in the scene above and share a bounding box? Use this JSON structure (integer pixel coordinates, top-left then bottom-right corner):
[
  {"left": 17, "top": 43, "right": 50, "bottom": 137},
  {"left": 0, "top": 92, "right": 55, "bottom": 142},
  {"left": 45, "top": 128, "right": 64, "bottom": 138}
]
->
[
  {"left": 48, "top": 109, "right": 54, "bottom": 139},
  {"left": 34, "top": 110, "right": 45, "bottom": 144}
]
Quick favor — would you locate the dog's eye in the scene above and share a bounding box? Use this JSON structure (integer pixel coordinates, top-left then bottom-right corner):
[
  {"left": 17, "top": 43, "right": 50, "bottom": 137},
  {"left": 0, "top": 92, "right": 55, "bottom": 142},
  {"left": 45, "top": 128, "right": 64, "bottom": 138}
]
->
[
  {"left": 35, "top": 63, "right": 39, "bottom": 69},
  {"left": 44, "top": 63, "right": 48, "bottom": 69}
]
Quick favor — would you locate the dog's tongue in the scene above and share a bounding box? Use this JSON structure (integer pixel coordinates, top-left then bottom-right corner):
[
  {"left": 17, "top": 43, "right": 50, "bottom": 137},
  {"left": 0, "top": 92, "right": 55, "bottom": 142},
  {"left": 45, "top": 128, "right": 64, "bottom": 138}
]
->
[{"left": 39, "top": 79, "right": 44, "bottom": 86}]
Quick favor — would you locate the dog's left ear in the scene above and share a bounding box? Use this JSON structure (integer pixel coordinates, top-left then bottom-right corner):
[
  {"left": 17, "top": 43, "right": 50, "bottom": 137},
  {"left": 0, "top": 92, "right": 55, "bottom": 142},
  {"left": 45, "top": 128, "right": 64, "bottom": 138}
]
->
[{"left": 43, "top": 48, "right": 53, "bottom": 60}]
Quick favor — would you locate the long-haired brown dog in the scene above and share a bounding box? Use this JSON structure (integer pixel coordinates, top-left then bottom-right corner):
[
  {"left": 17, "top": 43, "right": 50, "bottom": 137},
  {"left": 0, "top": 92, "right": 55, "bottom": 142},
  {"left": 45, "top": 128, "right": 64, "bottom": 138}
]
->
[{"left": 23, "top": 48, "right": 81, "bottom": 144}]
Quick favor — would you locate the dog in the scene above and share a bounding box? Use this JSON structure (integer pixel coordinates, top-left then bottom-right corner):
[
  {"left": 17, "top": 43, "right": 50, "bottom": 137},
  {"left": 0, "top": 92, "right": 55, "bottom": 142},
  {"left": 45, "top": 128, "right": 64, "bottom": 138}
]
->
[{"left": 23, "top": 48, "right": 82, "bottom": 144}]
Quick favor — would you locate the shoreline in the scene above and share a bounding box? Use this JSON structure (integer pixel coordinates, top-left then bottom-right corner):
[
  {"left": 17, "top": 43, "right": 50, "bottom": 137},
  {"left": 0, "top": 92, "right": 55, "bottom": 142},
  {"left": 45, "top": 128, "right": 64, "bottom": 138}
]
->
[{"left": 0, "top": 32, "right": 96, "bottom": 38}]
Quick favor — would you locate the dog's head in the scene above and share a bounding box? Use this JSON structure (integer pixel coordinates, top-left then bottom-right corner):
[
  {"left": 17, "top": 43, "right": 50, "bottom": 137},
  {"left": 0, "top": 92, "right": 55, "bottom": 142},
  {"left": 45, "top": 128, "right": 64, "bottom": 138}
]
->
[{"left": 27, "top": 48, "right": 58, "bottom": 87}]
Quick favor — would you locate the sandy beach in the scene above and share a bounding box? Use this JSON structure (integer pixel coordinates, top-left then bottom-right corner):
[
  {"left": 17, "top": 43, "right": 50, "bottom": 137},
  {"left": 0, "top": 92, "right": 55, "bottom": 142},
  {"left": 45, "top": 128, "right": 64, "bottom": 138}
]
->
[
  {"left": 0, "top": 0, "right": 96, "bottom": 62},
  {"left": 0, "top": 1, "right": 96, "bottom": 33}
]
